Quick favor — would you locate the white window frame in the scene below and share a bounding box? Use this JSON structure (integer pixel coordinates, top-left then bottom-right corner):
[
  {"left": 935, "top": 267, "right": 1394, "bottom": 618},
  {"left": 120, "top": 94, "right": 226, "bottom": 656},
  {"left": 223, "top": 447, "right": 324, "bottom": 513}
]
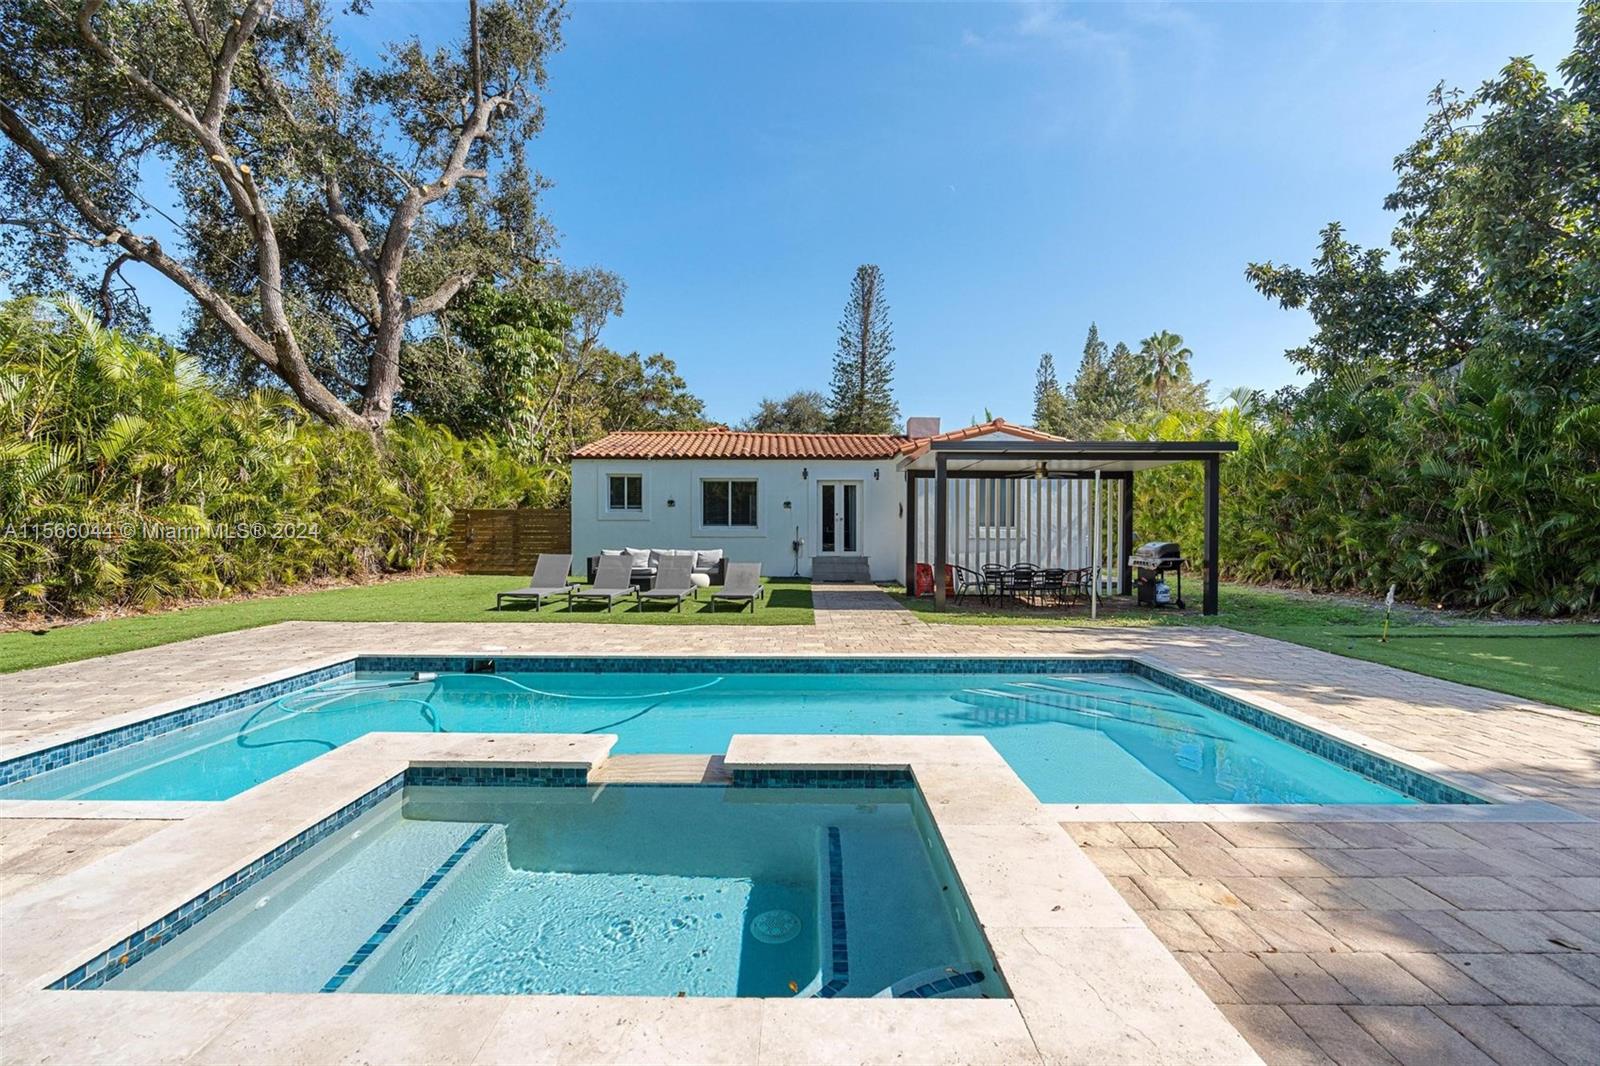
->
[
  {"left": 695, "top": 475, "right": 762, "bottom": 536},
  {"left": 597, "top": 468, "right": 650, "bottom": 522},
  {"left": 607, "top": 473, "right": 644, "bottom": 513}
]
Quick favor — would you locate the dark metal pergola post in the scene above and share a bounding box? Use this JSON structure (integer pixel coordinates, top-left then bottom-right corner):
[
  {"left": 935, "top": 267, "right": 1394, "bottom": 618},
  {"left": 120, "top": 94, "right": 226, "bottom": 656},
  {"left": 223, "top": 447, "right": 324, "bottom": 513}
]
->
[
  {"left": 932, "top": 454, "right": 948, "bottom": 610},
  {"left": 1119, "top": 471, "right": 1135, "bottom": 595},
  {"left": 903, "top": 470, "right": 917, "bottom": 591},
  {"left": 1203, "top": 456, "right": 1220, "bottom": 616}
]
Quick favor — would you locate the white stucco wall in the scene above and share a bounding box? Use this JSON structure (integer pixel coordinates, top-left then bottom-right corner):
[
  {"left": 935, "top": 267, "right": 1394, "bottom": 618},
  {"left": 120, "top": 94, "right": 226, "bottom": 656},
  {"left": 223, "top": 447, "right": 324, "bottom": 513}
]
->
[{"left": 570, "top": 458, "right": 905, "bottom": 580}]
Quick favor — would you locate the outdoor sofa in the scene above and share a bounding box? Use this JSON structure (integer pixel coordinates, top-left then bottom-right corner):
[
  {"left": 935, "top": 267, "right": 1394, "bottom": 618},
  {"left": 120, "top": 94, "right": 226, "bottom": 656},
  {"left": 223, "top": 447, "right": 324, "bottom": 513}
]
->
[{"left": 587, "top": 548, "right": 727, "bottom": 590}]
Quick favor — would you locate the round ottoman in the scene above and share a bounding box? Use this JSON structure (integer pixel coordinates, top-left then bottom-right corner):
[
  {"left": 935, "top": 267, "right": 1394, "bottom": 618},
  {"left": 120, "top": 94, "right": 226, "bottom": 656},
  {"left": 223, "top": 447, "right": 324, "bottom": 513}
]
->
[{"left": 689, "top": 573, "right": 711, "bottom": 590}]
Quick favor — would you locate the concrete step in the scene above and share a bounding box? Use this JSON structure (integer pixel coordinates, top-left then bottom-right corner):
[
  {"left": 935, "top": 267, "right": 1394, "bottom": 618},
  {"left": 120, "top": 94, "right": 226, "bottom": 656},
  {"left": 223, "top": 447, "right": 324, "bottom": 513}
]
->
[{"left": 811, "top": 556, "right": 872, "bottom": 583}]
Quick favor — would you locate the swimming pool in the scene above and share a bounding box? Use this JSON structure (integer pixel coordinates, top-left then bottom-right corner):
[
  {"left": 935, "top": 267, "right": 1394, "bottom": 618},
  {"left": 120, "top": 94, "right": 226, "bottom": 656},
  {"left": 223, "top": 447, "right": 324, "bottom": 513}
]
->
[
  {"left": 82, "top": 779, "right": 1000, "bottom": 999},
  {"left": 0, "top": 657, "right": 1481, "bottom": 805}
]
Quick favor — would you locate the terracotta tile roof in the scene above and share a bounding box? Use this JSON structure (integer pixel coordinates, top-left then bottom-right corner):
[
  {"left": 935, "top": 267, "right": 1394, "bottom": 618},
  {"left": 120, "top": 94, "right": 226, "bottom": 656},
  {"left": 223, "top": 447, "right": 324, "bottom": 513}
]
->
[
  {"left": 895, "top": 418, "right": 1066, "bottom": 460},
  {"left": 571, "top": 419, "right": 1064, "bottom": 461}
]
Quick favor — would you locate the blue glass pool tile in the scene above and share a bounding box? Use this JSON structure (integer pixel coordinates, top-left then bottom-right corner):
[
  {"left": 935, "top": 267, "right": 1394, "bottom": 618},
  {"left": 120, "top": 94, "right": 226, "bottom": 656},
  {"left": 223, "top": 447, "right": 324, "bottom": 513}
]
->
[
  {"left": 731, "top": 768, "right": 914, "bottom": 790},
  {"left": 894, "top": 969, "right": 987, "bottom": 1000},
  {"left": 4, "top": 654, "right": 1484, "bottom": 806},
  {"left": 320, "top": 823, "right": 493, "bottom": 992},
  {"left": 403, "top": 766, "right": 587, "bottom": 788},
  {"left": 1128, "top": 662, "right": 1483, "bottom": 804},
  {"left": 0, "top": 659, "right": 356, "bottom": 787},
  {"left": 50, "top": 770, "right": 404, "bottom": 991},
  {"left": 809, "top": 825, "right": 850, "bottom": 999}
]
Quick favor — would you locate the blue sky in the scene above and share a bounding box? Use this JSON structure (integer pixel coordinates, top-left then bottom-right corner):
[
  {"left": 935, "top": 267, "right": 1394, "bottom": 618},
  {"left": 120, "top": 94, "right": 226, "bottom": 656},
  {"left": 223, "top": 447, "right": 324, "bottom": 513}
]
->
[{"left": 127, "top": 1, "right": 1579, "bottom": 428}]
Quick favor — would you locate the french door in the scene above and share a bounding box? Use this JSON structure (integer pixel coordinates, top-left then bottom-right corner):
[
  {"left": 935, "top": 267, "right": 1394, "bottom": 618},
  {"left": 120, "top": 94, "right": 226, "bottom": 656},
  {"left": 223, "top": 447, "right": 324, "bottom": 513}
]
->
[{"left": 818, "top": 481, "right": 860, "bottom": 554}]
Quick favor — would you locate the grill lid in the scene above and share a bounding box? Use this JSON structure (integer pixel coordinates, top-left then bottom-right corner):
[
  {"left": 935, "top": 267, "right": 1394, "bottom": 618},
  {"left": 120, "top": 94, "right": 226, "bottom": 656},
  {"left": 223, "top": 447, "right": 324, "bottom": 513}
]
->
[{"left": 1132, "top": 541, "right": 1182, "bottom": 560}]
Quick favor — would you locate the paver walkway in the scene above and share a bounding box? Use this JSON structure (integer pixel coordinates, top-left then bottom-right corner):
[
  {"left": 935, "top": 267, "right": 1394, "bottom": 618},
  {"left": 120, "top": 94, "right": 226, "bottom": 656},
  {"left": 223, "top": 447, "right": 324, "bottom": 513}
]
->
[
  {"left": 2, "top": 584, "right": 1597, "bottom": 1064},
  {"left": 1069, "top": 819, "right": 1600, "bottom": 1064}
]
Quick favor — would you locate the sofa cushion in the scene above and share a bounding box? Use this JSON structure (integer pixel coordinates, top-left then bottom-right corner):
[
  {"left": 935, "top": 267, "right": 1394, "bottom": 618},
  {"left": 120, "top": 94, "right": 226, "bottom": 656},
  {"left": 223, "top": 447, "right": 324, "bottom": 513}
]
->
[
  {"left": 695, "top": 548, "right": 724, "bottom": 571},
  {"left": 622, "top": 547, "right": 652, "bottom": 571}
]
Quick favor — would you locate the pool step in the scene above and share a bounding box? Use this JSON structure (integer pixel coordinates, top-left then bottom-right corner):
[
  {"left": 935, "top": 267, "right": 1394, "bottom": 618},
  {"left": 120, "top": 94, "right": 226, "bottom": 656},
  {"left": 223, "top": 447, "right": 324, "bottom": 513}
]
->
[
  {"left": 107, "top": 811, "right": 479, "bottom": 993},
  {"left": 590, "top": 755, "right": 731, "bottom": 784},
  {"left": 324, "top": 823, "right": 498, "bottom": 992},
  {"left": 826, "top": 822, "right": 994, "bottom": 1001}
]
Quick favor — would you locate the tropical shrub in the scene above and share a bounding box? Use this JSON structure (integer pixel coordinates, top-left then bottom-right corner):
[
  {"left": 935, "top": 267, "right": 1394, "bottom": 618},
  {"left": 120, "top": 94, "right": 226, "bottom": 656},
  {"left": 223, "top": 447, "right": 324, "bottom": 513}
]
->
[
  {"left": 1131, "top": 7, "right": 1600, "bottom": 618},
  {"left": 0, "top": 298, "right": 560, "bottom": 617}
]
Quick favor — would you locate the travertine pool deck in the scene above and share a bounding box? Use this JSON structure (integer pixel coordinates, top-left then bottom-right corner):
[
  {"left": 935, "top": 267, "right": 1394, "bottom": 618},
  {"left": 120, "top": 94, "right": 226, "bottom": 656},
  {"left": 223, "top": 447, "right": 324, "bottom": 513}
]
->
[
  {"left": 0, "top": 733, "right": 1258, "bottom": 1065},
  {"left": 1, "top": 584, "right": 1597, "bottom": 1064}
]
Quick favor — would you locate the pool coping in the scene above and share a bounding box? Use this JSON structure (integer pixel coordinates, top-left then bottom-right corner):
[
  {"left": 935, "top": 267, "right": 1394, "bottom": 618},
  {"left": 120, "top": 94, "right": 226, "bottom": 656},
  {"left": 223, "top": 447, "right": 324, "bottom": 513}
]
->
[
  {"left": 0, "top": 651, "right": 1581, "bottom": 822},
  {"left": 0, "top": 733, "right": 1261, "bottom": 1065}
]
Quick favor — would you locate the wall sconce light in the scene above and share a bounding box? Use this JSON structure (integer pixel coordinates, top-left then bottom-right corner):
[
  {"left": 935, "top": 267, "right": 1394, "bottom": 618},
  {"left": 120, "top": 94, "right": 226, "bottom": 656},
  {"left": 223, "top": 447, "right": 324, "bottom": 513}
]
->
[
  {"left": 667, "top": 498, "right": 676, "bottom": 508},
  {"left": 873, "top": 468, "right": 880, "bottom": 480},
  {"left": 801, "top": 467, "right": 808, "bottom": 480},
  {"left": 783, "top": 500, "right": 792, "bottom": 510}
]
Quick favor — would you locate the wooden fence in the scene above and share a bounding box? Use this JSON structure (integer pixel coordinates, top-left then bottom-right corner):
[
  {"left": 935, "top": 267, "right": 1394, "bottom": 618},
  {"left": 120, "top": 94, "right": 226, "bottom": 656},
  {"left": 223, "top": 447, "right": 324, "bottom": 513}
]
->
[{"left": 448, "top": 508, "right": 571, "bottom": 575}]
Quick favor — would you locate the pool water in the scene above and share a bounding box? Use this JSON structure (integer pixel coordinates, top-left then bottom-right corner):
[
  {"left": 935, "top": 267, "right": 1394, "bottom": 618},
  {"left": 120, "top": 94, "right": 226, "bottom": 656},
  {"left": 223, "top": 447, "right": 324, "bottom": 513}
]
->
[
  {"left": 3, "top": 668, "right": 1418, "bottom": 805},
  {"left": 102, "top": 784, "right": 1001, "bottom": 999}
]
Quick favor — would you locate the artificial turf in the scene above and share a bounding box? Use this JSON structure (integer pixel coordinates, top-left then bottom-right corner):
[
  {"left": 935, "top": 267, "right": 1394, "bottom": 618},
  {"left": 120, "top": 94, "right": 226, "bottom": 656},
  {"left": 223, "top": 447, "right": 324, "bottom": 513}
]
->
[{"left": 0, "top": 574, "right": 813, "bottom": 673}]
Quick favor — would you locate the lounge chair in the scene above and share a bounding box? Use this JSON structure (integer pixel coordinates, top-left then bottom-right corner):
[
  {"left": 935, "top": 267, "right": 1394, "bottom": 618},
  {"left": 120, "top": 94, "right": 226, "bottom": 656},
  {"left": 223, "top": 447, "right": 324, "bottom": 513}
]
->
[
  {"left": 570, "top": 555, "right": 641, "bottom": 613},
  {"left": 495, "top": 553, "right": 576, "bottom": 611},
  {"left": 710, "top": 562, "right": 764, "bottom": 612},
  {"left": 637, "top": 557, "right": 697, "bottom": 612}
]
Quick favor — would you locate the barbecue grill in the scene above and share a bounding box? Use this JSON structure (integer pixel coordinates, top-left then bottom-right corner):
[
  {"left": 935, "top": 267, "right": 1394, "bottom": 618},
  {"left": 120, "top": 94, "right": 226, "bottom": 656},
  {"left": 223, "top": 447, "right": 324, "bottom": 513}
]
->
[{"left": 1128, "top": 541, "right": 1187, "bottom": 609}]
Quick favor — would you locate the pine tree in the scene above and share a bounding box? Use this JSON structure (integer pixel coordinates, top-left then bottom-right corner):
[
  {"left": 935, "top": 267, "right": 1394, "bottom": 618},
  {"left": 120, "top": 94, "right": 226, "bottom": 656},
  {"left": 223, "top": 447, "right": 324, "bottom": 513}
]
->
[
  {"left": 827, "top": 265, "right": 899, "bottom": 433},
  {"left": 1104, "top": 341, "right": 1146, "bottom": 422},
  {"left": 1032, "top": 352, "right": 1069, "bottom": 433},
  {"left": 1066, "top": 323, "right": 1111, "bottom": 432}
]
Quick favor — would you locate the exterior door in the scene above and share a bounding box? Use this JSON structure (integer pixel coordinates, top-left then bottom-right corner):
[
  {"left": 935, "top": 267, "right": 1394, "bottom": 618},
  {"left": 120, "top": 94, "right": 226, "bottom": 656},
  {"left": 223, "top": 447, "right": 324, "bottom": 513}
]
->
[{"left": 818, "top": 481, "right": 860, "bottom": 554}]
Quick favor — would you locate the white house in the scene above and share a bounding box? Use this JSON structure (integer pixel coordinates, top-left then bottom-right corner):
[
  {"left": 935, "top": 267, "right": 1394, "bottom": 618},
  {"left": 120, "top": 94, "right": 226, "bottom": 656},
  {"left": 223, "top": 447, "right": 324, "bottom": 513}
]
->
[{"left": 569, "top": 418, "right": 1075, "bottom": 582}]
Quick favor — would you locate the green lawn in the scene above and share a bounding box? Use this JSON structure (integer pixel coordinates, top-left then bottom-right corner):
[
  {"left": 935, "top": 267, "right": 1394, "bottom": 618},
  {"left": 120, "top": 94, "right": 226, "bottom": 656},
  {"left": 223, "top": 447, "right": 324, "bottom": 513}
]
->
[
  {"left": 6, "top": 576, "right": 1595, "bottom": 715},
  {"left": 0, "top": 575, "right": 813, "bottom": 673},
  {"left": 888, "top": 582, "right": 1600, "bottom": 714}
]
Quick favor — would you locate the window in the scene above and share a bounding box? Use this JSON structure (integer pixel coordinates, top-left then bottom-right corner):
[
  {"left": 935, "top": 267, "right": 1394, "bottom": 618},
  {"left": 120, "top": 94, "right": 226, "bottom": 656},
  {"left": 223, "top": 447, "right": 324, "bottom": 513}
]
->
[
  {"left": 976, "top": 481, "right": 1017, "bottom": 529},
  {"left": 702, "top": 479, "right": 758, "bottom": 527},
  {"left": 608, "top": 474, "right": 643, "bottom": 512}
]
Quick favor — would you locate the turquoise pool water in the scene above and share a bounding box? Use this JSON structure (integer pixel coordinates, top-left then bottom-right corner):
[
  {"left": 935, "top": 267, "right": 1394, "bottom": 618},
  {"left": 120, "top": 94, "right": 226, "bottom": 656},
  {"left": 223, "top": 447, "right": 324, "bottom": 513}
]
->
[
  {"left": 1, "top": 664, "right": 1423, "bottom": 804},
  {"left": 101, "top": 784, "right": 1000, "bottom": 999}
]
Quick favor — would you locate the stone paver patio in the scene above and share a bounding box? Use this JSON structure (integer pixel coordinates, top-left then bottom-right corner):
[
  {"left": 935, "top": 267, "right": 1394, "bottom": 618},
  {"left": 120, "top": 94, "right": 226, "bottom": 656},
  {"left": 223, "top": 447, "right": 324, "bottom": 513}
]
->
[{"left": 1, "top": 584, "right": 1597, "bottom": 1064}]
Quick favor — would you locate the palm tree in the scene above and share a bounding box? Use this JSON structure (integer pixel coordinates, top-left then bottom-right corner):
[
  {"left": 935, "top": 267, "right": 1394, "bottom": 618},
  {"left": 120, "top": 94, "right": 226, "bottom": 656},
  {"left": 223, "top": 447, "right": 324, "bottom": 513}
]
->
[
  {"left": 1223, "top": 386, "right": 1265, "bottom": 419},
  {"left": 1138, "top": 331, "right": 1193, "bottom": 411}
]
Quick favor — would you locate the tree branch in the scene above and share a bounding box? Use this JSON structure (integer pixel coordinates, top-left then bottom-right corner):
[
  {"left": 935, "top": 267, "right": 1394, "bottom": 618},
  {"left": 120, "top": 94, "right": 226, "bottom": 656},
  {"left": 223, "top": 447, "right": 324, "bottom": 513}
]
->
[
  {"left": 362, "top": 91, "right": 511, "bottom": 420},
  {"left": 97, "top": 251, "right": 133, "bottom": 326},
  {"left": 0, "top": 101, "right": 276, "bottom": 366},
  {"left": 407, "top": 272, "right": 475, "bottom": 320},
  {"left": 0, "top": 99, "right": 366, "bottom": 429},
  {"left": 324, "top": 176, "right": 377, "bottom": 271},
  {"left": 203, "top": 0, "right": 271, "bottom": 128}
]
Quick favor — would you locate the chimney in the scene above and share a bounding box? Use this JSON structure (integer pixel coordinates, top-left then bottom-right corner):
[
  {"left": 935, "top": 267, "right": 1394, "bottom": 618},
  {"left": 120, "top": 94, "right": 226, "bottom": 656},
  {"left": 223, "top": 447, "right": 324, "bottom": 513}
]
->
[{"left": 905, "top": 416, "right": 941, "bottom": 439}]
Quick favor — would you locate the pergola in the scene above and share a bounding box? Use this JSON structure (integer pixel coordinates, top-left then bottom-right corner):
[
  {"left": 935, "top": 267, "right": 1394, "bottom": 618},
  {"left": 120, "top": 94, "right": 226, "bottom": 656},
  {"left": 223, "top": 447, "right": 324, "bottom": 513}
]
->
[{"left": 897, "top": 440, "right": 1239, "bottom": 615}]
